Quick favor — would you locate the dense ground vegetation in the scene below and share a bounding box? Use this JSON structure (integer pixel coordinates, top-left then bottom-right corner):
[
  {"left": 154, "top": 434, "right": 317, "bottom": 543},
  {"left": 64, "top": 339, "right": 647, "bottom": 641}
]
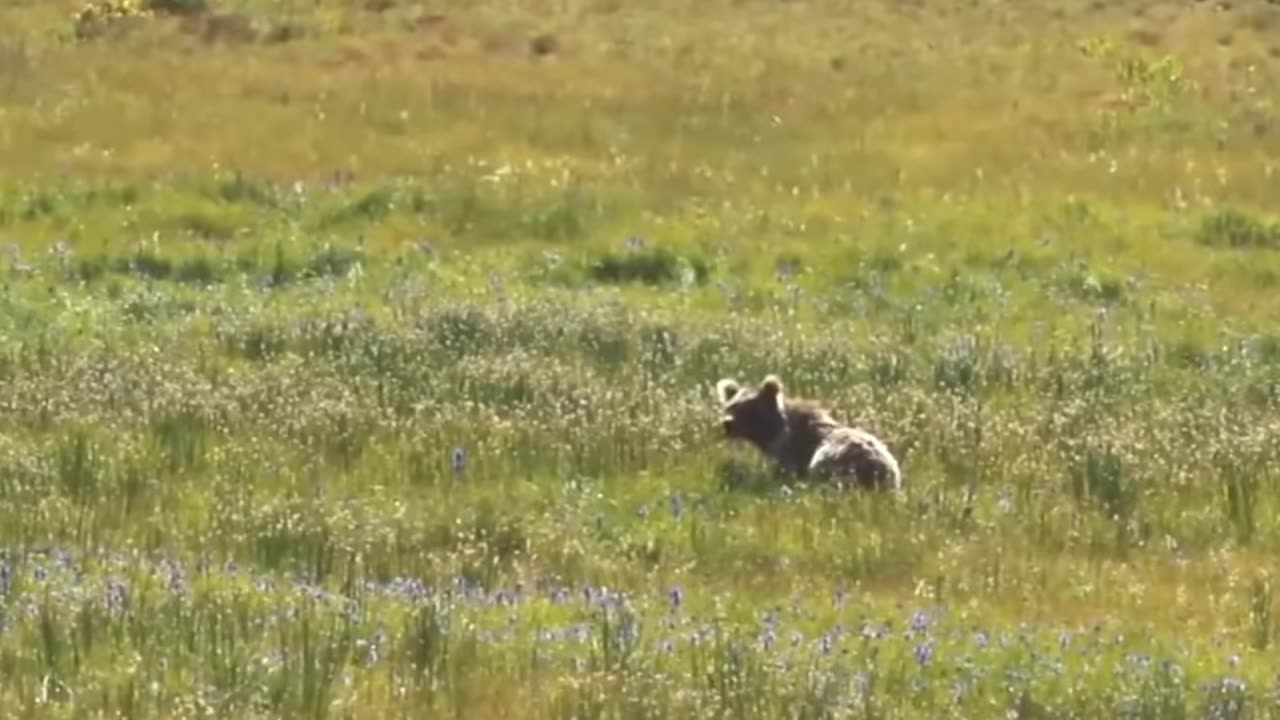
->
[{"left": 2, "top": 0, "right": 1280, "bottom": 717}]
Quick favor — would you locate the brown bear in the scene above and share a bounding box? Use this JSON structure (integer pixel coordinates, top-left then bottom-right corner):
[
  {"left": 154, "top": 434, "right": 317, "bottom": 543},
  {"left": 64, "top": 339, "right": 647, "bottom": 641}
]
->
[{"left": 715, "top": 374, "right": 902, "bottom": 492}]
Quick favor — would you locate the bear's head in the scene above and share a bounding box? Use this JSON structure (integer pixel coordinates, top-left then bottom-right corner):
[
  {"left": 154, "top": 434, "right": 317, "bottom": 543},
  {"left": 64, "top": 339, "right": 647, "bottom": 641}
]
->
[{"left": 715, "top": 374, "right": 787, "bottom": 448}]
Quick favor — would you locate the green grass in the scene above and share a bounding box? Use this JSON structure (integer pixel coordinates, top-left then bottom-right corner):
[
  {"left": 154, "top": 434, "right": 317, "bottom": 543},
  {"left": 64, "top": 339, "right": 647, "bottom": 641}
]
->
[{"left": 2, "top": 0, "right": 1280, "bottom": 717}]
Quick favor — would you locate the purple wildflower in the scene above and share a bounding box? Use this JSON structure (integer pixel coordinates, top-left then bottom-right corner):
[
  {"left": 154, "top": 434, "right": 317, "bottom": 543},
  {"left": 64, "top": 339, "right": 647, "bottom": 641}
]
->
[
  {"left": 760, "top": 628, "right": 776, "bottom": 651},
  {"left": 763, "top": 608, "right": 779, "bottom": 628},
  {"left": 669, "top": 492, "right": 684, "bottom": 520},
  {"left": 909, "top": 609, "right": 931, "bottom": 634},
  {"left": 387, "top": 576, "right": 427, "bottom": 601},
  {"left": 159, "top": 559, "right": 187, "bottom": 597},
  {"left": 914, "top": 639, "right": 934, "bottom": 666},
  {"left": 104, "top": 578, "right": 128, "bottom": 615}
]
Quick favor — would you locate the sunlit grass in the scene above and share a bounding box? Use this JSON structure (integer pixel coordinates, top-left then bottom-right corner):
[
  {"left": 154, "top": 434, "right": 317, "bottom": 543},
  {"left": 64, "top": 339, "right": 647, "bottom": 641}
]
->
[{"left": 1, "top": 0, "right": 1280, "bottom": 717}]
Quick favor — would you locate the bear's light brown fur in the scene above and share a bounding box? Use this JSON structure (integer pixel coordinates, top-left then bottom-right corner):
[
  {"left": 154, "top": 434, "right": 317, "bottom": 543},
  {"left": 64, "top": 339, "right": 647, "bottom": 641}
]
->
[{"left": 715, "top": 374, "right": 902, "bottom": 492}]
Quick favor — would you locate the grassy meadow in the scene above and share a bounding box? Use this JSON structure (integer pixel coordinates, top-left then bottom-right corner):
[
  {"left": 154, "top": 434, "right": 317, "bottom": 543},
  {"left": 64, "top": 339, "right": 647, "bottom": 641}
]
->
[{"left": 2, "top": 0, "right": 1280, "bottom": 717}]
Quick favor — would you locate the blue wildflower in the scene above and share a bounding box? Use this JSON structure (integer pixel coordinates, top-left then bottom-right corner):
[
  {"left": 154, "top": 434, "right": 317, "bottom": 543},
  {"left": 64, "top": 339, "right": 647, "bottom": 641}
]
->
[
  {"left": 669, "top": 492, "right": 684, "bottom": 520},
  {"left": 764, "top": 608, "right": 779, "bottom": 628},
  {"left": 104, "top": 578, "right": 128, "bottom": 615},
  {"left": 760, "top": 629, "right": 776, "bottom": 651},
  {"left": 909, "top": 609, "right": 931, "bottom": 633},
  {"left": 914, "top": 639, "right": 934, "bottom": 666},
  {"left": 163, "top": 558, "right": 187, "bottom": 597}
]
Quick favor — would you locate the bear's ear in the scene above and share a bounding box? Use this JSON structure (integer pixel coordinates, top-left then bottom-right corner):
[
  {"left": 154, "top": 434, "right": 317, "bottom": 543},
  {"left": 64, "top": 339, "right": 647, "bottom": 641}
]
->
[
  {"left": 715, "top": 378, "right": 740, "bottom": 403},
  {"left": 760, "top": 374, "right": 784, "bottom": 397}
]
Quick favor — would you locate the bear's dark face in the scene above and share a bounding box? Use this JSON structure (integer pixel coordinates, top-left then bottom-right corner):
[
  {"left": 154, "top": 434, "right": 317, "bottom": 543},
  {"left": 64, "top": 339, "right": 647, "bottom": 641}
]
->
[{"left": 715, "top": 375, "right": 787, "bottom": 450}]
